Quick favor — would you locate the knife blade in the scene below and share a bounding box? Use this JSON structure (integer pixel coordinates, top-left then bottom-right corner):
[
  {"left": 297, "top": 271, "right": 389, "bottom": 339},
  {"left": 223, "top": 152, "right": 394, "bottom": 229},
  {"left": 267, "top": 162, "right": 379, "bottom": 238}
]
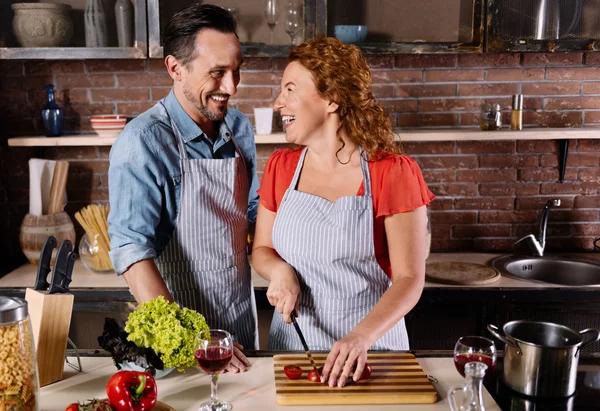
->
[{"left": 290, "top": 310, "right": 319, "bottom": 372}]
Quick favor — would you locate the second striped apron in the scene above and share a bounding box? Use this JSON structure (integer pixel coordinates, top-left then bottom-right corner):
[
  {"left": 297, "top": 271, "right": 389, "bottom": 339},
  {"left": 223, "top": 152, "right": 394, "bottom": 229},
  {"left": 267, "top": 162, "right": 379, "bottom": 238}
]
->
[
  {"left": 269, "top": 148, "right": 409, "bottom": 351},
  {"left": 155, "top": 115, "right": 258, "bottom": 349}
]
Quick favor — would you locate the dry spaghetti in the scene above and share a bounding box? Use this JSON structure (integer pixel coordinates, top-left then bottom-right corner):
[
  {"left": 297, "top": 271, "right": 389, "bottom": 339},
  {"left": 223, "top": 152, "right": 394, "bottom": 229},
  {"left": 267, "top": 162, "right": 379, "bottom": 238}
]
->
[{"left": 75, "top": 204, "right": 112, "bottom": 271}]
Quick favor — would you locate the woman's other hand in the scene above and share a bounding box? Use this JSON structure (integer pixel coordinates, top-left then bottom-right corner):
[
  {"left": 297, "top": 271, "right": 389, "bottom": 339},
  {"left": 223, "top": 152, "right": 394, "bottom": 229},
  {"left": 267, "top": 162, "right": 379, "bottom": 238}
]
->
[
  {"left": 320, "top": 331, "right": 370, "bottom": 388},
  {"left": 266, "top": 265, "right": 300, "bottom": 323}
]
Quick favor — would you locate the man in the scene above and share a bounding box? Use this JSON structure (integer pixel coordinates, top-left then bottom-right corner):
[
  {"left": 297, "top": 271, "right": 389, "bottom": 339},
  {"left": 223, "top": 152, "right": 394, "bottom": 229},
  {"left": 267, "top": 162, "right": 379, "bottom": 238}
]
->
[{"left": 108, "top": 4, "right": 259, "bottom": 373}]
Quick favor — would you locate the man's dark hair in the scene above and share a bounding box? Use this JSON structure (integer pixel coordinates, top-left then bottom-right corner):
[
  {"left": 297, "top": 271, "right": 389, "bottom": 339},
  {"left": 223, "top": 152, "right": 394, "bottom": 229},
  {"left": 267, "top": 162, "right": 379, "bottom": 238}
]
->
[{"left": 163, "top": 4, "right": 237, "bottom": 66}]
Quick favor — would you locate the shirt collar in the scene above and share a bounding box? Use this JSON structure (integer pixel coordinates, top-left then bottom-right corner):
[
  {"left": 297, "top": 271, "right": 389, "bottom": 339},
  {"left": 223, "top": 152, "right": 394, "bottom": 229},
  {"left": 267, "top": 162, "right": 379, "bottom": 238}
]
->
[{"left": 165, "top": 89, "right": 233, "bottom": 145}]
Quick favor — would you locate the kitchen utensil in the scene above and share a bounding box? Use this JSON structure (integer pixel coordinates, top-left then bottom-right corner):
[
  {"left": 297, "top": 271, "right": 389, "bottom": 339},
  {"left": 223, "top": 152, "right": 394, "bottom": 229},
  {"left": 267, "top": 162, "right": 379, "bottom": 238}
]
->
[
  {"left": 34, "top": 235, "right": 57, "bottom": 290},
  {"left": 290, "top": 310, "right": 318, "bottom": 372},
  {"left": 274, "top": 352, "right": 438, "bottom": 405},
  {"left": 47, "top": 160, "right": 69, "bottom": 215},
  {"left": 28, "top": 158, "right": 55, "bottom": 216},
  {"left": 488, "top": 321, "right": 600, "bottom": 397},
  {"left": 0, "top": 296, "right": 40, "bottom": 409},
  {"left": 426, "top": 262, "right": 500, "bottom": 285},
  {"left": 48, "top": 239, "right": 76, "bottom": 294}
]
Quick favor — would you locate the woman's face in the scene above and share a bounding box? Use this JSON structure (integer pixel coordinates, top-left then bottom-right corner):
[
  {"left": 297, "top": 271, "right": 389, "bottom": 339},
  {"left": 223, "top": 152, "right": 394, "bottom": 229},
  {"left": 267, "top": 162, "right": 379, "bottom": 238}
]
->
[{"left": 273, "top": 61, "right": 333, "bottom": 145}]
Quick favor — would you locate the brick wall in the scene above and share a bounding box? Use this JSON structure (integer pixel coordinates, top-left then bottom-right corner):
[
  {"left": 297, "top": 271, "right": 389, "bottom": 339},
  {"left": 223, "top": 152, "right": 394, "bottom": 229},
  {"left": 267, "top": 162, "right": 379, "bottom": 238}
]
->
[{"left": 1, "top": 52, "right": 599, "bottom": 273}]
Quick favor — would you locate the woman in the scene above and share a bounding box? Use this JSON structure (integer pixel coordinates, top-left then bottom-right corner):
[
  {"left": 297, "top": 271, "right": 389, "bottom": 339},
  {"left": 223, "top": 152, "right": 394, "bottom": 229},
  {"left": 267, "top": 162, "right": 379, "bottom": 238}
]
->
[{"left": 252, "top": 37, "right": 435, "bottom": 388}]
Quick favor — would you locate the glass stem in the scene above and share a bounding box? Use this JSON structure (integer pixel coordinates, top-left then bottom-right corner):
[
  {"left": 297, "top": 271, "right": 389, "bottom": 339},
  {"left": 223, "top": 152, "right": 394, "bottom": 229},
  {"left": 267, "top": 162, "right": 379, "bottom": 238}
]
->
[
  {"left": 210, "top": 373, "right": 220, "bottom": 404},
  {"left": 270, "top": 29, "right": 274, "bottom": 45}
]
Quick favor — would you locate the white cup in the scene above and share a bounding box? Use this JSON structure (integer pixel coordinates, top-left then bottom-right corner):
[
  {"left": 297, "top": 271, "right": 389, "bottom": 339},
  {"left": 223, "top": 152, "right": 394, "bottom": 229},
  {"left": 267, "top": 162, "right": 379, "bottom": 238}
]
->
[{"left": 254, "top": 107, "right": 273, "bottom": 135}]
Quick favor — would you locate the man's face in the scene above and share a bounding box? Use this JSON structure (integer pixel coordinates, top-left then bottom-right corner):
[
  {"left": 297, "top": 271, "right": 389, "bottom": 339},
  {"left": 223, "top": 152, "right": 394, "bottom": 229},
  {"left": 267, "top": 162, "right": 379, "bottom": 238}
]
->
[{"left": 180, "top": 29, "right": 242, "bottom": 122}]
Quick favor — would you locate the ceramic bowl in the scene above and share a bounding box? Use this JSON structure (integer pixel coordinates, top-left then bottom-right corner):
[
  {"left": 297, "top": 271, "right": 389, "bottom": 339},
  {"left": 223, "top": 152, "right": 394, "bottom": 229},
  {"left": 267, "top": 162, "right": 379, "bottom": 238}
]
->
[
  {"left": 90, "top": 115, "right": 127, "bottom": 137},
  {"left": 12, "top": 3, "right": 73, "bottom": 47},
  {"left": 334, "top": 25, "right": 368, "bottom": 43},
  {"left": 118, "top": 361, "right": 175, "bottom": 379}
]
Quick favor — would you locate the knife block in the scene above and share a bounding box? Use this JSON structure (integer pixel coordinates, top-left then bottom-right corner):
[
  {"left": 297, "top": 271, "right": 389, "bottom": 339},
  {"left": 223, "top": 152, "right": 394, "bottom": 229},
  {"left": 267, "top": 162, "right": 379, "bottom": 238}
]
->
[{"left": 25, "top": 288, "right": 74, "bottom": 387}]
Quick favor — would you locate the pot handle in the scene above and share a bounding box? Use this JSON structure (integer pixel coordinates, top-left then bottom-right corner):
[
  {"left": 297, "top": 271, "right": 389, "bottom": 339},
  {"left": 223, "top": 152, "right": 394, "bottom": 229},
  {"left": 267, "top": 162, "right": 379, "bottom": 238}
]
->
[
  {"left": 487, "top": 324, "right": 522, "bottom": 355},
  {"left": 579, "top": 328, "right": 600, "bottom": 351}
]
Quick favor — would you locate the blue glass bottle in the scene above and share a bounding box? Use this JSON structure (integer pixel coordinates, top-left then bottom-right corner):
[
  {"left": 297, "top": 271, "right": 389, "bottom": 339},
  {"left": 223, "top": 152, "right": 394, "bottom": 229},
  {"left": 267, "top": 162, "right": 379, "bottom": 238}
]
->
[{"left": 40, "top": 84, "right": 64, "bottom": 137}]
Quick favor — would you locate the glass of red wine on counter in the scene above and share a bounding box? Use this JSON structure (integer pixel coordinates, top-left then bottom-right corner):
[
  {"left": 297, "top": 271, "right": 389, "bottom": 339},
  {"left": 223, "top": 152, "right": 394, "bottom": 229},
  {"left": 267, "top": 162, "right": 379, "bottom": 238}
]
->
[
  {"left": 454, "top": 336, "right": 497, "bottom": 379},
  {"left": 195, "top": 329, "right": 234, "bottom": 411}
]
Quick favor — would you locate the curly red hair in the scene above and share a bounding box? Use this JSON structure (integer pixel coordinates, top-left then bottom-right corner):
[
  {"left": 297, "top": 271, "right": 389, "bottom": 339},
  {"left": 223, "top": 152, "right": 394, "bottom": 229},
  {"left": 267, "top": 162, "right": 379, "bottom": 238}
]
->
[{"left": 288, "top": 37, "right": 401, "bottom": 159}]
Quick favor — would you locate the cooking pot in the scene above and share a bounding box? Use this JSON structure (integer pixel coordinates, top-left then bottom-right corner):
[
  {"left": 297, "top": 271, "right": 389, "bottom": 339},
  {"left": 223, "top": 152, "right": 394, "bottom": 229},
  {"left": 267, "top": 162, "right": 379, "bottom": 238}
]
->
[{"left": 488, "top": 321, "right": 599, "bottom": 398}]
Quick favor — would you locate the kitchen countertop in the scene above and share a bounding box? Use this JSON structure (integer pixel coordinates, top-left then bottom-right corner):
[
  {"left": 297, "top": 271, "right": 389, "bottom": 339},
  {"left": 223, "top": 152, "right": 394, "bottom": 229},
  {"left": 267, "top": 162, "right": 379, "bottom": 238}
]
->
[
  {"left": 3, "top": 252, "right": 600, "bottom": 292},
  {"left": 40, "top": 354, "right": 501, "bottom": 411}
]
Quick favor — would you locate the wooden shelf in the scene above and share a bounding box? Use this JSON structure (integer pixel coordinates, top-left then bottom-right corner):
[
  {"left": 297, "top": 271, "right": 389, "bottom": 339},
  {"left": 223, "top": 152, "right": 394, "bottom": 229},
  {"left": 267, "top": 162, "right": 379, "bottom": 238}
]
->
[{"left": 8, "top": 128, "right": 600, "bottom": 147}]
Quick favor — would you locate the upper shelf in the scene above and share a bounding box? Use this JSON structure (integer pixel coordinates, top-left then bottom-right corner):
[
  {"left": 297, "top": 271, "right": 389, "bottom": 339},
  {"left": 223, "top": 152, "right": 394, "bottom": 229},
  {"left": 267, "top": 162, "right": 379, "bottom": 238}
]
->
[
  {"left": 0, "top": 47, "right": 147, "bottom": 60},
  {"left": 7, "top": 128, "right": 600, "bottom": 147}
]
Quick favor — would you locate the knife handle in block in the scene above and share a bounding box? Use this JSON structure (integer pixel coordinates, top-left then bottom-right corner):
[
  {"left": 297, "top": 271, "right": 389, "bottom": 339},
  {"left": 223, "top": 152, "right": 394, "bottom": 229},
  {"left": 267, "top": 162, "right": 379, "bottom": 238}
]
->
[
  {"left": 47, "top": 161, "right": 69, "bottom": 215},
  {"left": 25, "top": 288, "right": 74, "bottom": 387}
]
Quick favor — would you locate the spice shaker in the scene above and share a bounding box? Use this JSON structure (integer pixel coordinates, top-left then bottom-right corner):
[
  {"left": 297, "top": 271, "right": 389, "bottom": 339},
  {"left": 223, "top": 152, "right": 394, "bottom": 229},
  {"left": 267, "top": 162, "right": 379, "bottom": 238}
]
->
[
  {"left": 479, "top": 103, "right": 502, "bottom": 131},
  {"left": 0, "top": 297, "right": 40, "bottom": 410},
  {"left": 511, "top": 94, "right": 523, "bottom": 130}
]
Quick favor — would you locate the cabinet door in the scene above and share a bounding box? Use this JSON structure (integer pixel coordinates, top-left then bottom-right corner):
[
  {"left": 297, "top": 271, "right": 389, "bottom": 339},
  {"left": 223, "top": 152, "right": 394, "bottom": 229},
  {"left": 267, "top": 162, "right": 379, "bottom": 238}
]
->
[
  {"left": 148, "top": 0, "right": 320, "bottom": 58},
  {"left": 326, "top": 0, "right": 483, "bottom": 53}
]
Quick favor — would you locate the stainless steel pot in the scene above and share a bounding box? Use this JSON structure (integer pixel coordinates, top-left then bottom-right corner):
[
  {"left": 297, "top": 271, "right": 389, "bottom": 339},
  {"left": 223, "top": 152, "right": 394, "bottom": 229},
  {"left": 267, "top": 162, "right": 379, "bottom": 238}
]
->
[{"left": 488, "top": 321, "right": 600, "bottom": 398}]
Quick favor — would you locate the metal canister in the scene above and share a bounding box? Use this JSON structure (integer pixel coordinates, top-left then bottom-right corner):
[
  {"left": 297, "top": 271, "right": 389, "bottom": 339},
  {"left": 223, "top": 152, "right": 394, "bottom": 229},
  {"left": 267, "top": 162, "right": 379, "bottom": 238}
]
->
[{"left": 0, "top": 297, "right": 40, "bottom": 410}]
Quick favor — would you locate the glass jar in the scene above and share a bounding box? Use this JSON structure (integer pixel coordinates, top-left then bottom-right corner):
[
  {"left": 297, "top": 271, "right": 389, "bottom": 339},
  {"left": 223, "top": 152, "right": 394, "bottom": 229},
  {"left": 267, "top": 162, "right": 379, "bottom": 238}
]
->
[
  {"left": 0, "top": 297, "right": 40, "bottom": 411},
  {"left": 479, "top": 103, "right": 502, "bottom": 131},
  {"left": 79, "top": 232, "right": 114, "bottom": 273}
]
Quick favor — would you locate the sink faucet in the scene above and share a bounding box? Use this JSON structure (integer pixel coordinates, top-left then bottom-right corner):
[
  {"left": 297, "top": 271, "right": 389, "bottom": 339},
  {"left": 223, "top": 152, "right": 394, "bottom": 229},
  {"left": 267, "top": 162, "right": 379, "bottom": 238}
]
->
[{"left": 515, "top": 199, "right": 561, "bottom": 256}]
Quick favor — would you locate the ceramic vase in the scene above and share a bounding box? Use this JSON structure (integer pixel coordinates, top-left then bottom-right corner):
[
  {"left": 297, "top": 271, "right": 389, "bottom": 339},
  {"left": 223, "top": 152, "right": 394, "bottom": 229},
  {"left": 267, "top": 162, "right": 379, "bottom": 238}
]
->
[
  {"left": 12, "top": 3, "right": 73, "bottom": 47},
  {"left": 85, "top": 0, "right": 109, "bottom": 47}
]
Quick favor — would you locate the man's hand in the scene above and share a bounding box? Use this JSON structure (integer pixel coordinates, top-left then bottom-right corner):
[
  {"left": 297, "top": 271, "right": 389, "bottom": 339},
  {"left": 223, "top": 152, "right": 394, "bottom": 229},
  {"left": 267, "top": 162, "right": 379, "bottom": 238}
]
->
[{"left": 225, "top": 342, "right": 251, "bottom": 373}]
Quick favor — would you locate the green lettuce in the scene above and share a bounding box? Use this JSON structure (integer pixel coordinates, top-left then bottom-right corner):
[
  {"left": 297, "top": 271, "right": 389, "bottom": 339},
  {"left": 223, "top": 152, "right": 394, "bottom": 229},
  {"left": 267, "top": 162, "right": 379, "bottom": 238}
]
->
[{"left": 124, "top": 296, "right": 210, "bottom": 371}]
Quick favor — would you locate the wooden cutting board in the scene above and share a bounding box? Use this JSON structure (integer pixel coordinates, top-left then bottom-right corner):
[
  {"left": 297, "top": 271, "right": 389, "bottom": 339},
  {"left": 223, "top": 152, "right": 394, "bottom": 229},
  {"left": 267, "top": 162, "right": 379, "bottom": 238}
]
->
[
  {"left": 274, "top": 353, "right": 438, "bottom": 405},
  {"left": 426, "top": 262, "right": 500, "bottom": 285}
]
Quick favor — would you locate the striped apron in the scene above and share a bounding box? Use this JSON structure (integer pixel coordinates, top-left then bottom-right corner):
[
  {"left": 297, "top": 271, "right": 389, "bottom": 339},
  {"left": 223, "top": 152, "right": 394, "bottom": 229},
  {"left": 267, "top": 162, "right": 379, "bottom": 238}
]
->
[
  {"left": 269, "top": 148, "right": 409, "bottom": 351},
  {"left": 155, "top": 116, "right": 258, "bottom": 349}
]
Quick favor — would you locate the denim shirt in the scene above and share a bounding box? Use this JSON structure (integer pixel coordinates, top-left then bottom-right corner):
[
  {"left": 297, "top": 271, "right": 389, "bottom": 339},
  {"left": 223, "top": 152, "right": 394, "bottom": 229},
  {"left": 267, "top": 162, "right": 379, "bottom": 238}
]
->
[{"left": 108, "top": 90, "right": 259, "bottom": 275}]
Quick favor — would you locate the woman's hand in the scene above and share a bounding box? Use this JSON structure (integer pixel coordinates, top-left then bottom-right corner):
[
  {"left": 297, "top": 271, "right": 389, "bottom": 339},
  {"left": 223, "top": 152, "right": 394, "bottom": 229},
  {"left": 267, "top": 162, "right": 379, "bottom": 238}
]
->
[
  {"left": 266, "top": 265, "right": 301, "bottom": 324},
  {"left": 320, "top": 331, "right": 371, "bottom": 388}
]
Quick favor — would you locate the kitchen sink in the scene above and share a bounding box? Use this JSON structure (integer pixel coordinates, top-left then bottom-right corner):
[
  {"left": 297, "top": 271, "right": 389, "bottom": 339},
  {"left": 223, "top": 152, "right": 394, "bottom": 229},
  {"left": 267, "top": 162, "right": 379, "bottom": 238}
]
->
[{"left": 491, "top": 254, "right": 600, "bottom": 286}]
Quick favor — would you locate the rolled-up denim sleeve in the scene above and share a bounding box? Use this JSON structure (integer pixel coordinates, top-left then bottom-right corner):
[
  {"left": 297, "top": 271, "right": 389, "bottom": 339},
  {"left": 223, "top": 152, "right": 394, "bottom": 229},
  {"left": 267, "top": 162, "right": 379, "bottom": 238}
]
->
[
  {"left": 245, "top": 122, "right": 259, "bottom": 224},
  {"left": 108, "top": 126, "right": 164, "bottom": 275}
]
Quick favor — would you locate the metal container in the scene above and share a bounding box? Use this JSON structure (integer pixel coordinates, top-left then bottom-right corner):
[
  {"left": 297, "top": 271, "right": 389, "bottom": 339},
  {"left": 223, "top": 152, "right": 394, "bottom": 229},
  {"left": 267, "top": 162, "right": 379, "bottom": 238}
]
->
[{"left": 488, "top": 321, "right": 600, "bottom": 398}]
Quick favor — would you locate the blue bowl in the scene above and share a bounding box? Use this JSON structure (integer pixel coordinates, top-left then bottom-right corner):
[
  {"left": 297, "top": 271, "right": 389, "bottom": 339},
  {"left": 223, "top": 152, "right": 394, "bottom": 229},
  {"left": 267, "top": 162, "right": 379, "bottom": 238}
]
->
[{"left": 334, "top": 25, "right": 368, "bottom": 43}]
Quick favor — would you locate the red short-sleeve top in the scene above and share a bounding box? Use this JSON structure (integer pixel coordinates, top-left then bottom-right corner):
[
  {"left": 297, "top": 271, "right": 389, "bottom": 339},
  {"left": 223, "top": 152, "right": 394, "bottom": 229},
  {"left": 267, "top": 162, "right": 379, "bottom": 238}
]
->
[{"left": 258, "top": 148, "right": 436, "bottom": 279}]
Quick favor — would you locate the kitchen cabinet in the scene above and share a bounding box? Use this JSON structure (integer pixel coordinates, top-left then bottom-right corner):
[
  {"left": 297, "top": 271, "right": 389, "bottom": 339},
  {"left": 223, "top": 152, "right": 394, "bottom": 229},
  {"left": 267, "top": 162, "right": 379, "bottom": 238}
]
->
[{"left": 0, "top": 0, "right": 148, "bottom": 59}]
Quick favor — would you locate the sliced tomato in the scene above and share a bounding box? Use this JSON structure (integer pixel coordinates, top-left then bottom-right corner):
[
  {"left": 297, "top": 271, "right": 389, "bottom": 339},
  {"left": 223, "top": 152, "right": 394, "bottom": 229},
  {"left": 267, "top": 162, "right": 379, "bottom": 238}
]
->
[
  {"left": 283, "top": 364, "right": 303, "bottom": 379},
  {"left": 307, "top": 366, "right": 323, "bottom": 383}
]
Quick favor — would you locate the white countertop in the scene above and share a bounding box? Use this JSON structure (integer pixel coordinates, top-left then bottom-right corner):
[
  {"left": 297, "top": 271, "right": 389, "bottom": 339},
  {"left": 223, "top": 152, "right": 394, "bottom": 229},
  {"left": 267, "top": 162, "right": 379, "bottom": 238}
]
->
[
  {"left": 40, "top": 356, "right": 501, "bottom": 411},
  {"left": 3, "top": 252, "right": 599, "bottom": 291}
]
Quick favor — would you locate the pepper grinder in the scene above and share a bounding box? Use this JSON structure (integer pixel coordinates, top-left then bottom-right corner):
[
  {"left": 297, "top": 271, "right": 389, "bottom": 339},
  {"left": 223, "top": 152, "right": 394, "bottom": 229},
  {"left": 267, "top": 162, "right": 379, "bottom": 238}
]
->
[{"left": 511, "top": 94, "right": 523, "bottom": 131}]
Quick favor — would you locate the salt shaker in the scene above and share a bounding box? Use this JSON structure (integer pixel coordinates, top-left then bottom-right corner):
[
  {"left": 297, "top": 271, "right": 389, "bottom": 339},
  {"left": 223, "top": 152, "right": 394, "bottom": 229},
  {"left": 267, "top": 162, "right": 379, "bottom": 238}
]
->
[
  {"left": 448, "top": 361, "right": 487, "bottom": 411},
  {"left": 0, "top": 297, "right": 40, "bottom": 410}
]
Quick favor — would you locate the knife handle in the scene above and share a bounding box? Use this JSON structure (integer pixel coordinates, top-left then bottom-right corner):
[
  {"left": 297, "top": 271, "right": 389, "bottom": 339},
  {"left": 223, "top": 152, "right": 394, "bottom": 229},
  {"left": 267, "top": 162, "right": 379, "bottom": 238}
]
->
[{"left": 34, "top": 235, "right": 56, "bottom": 290}]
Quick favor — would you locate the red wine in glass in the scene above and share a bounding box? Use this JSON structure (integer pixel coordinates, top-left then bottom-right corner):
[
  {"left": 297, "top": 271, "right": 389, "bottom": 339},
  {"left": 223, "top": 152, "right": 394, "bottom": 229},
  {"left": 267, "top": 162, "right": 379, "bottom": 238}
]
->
[
  {"left": 454, "top": 353, "right": 496, "bottom": 378},
  {"left": 196, "top": 346, "right": 232, "bottom": 373}
]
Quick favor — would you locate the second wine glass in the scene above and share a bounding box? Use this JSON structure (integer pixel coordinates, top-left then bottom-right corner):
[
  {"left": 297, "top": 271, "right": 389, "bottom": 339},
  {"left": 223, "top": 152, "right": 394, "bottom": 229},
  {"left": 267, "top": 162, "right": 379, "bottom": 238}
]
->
[
  {"left": 453, "top": 336, "right": 497, "bottom": 379},
  {"left": 195, "top": 329, "right": 234, "bottom": 411},
  {"left": 284, "top": 1, "right": 303, "bottom": 46},
  {"left": 264, "top": 0, "right": 279, "bottom": 45}
]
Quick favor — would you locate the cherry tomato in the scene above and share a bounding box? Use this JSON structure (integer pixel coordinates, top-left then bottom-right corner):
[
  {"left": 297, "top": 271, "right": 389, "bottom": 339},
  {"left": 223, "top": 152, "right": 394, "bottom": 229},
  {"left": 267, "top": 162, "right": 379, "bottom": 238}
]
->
[
  {"left": 307, "top": 366, "right": 324, "bottom": 382},
  {"left": 358, "top": 362, "right": 372, "bottom": 380},
  {"left": 283, "top": 364, "right": 303, "bottom": 379},
  {"left": 65, "top": 405, "right": 79, "bottom": 411}
]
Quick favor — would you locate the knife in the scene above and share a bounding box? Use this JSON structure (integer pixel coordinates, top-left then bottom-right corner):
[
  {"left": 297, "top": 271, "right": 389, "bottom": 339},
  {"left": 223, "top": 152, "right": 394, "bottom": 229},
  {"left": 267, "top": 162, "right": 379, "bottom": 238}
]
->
[
  {"left": 34, "top": 235, "right": 57, "bottom": 290},
  {"left": 290, "top": 310, "right": 319, "bottom": 373},
  {"left": 49, "top": 240, "right": 73, "bottom": 294}
]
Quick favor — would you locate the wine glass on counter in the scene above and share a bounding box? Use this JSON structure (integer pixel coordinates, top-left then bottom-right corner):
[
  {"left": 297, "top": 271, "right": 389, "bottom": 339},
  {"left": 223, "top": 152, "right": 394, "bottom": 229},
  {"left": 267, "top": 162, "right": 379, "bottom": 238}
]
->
[
  {"left": 284, "top": 1, "right": 303, "bottom": 46},
  {"left": 195, "top": 329, "right": 234, "bottom": 411},
  {"left": 453, "top": 336, "right": 497, "bottom": 379},
  {"left": 264, "top": 0, "right": 279, "bottom": 45}
]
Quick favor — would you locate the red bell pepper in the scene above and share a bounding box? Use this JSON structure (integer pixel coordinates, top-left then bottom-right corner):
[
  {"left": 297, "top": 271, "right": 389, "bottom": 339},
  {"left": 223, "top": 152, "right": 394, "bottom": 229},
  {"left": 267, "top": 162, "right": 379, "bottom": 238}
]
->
[{"left": 106, "top": 371, "right": 158, "bottom": 411}]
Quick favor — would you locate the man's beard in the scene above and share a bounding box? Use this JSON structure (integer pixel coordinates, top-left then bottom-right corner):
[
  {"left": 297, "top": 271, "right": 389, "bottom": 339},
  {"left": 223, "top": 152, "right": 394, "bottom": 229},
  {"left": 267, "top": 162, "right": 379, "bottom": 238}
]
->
[{"left": 183, "top": 85, "right": 227, "bottom": 121}]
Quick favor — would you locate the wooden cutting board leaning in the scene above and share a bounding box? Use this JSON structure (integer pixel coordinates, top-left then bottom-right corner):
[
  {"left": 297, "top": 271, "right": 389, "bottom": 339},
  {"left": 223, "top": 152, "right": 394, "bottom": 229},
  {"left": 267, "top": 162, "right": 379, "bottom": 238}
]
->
[
  {"left": 274, "top": 353, "right": 438, "bottom": 405},
  {"left": 426, "top": 262, "right": 501, "bottom": 285}
]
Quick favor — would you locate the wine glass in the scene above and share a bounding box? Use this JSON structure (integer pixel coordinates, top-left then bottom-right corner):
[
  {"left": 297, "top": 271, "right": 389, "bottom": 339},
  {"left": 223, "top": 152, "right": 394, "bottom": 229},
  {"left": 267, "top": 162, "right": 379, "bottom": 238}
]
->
[
  {"left": 453, "top": 336, "right": 497, "bottom": 379},
  {"left": 264, "top": 0, "right": 279, "bottom": 45},
  {"left": 195, "top": 329, "right": 234, "bottom": 411},
  {"left": 284, "top": 1, "right": 303, "bottom": 46}
]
